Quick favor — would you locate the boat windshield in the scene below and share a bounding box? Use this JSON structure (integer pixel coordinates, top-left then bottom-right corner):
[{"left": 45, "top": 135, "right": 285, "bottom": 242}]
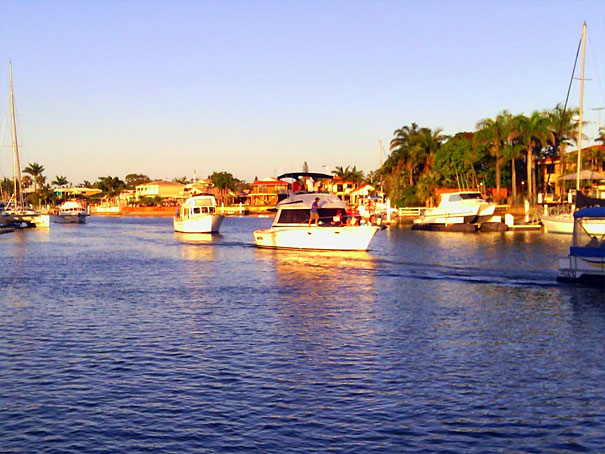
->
[
  {"left": 458, "top": 193, "right": 483, "bottom": 200},
  {"left": 277, "top": 208, "right": 342, "bottom": 224}
]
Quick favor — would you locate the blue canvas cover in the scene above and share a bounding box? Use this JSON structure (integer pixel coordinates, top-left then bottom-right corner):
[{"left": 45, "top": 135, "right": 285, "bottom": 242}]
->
[{"left": 574, "top": 207, "right": 605, "bottom": 218}]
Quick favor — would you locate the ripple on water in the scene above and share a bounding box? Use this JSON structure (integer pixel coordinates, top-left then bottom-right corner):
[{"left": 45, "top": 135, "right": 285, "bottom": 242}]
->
[{"left": 0, "top": 217, "right": 603, "bottom": 453}]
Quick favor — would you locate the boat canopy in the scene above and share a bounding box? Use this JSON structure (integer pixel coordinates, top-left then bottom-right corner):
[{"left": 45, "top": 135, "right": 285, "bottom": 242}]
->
[
  {"left": 277, "top": 172, "right": 332, "bottom": 181},
  {"left": 573, "top": 207, "right": 605, "bottom": 218}
]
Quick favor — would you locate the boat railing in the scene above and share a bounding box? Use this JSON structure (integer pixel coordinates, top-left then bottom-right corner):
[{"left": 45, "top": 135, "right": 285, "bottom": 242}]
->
[
  {"left": 547, "top": 204, "right": 574, "bottom": 216},
  {"left": 397, "top": 207, "right": 423, "bottom": 217}
]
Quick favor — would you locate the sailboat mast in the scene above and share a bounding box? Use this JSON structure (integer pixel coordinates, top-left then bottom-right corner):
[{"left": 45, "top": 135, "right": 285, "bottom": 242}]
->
[
  {"left": 576, "top": 22, "right": 586, "bottom": 192},
  {"left": 9, "top": 62, "right": 24, "bottom": 209}
]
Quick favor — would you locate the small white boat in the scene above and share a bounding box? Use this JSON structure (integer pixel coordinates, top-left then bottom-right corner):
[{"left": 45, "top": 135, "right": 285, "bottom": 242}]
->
[
  {"left": 173, "top": 195, "right": 224, "bottom": 233},
  {"left": 254, "top": 192, "right": 382, "bottom": 251},
  {"left": 53, "top": 200, "right": 88, "bottom": 224},
  {"left": 412, "top": 191, "right": 497, "bottom": 231},
  {"left": 542, "top": 196, "right": 605, "bottom": 236},
  {"left": 557, "top": 207, "right": 605, "bottom": 285}
]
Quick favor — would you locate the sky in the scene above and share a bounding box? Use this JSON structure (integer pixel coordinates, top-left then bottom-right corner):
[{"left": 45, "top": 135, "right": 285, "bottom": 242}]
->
[{"left": 0, "top": 0, "right": 604, "bottom": 185}]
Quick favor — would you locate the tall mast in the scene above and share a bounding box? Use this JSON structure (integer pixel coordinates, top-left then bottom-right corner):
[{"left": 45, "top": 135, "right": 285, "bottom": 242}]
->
[
  {"left": 9, "top": 61, "right": 24, "bottom": 209},
  {"left": 576, "top": 22, "right": 586, "bottom": 191}
]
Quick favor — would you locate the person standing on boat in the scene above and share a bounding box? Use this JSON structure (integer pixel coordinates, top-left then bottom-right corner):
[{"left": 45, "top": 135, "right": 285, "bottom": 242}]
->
[{"left": 309, "top": 197, "right": 320, "bottom": 226}]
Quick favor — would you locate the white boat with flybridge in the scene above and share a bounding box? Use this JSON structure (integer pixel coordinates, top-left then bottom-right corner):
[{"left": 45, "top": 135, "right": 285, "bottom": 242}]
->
[
  {"left": 557, "top": 207, "right": 605, "bottom": 286},
  {"left": 412, "top": 191, "right": 498, "bottom": 231},
  {"left": 173, "top": 195, "right": 224, "bottom": 233},
  {"left": 253, "top": 172, "right": 384, "bottom": 251},
  {"left": 53, "top": 200, "right": 88, "bottom": 224},
  {"left": 0, "top": 62, "right": 50, "bottom": 229}
]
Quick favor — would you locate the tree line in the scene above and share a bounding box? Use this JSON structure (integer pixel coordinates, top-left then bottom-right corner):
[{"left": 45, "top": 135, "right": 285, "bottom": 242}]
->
[
  {"left": 379, "top": 105, "right": 605, "bottom": 206},
  {"left": 2, "top": 104, "right": 603, "bottom": 208}
]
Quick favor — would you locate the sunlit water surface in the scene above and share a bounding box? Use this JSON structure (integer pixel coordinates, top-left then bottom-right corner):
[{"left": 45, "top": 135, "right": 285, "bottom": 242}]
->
[{"left": 1, "top": 216, "right": 603, "bottom": 453}]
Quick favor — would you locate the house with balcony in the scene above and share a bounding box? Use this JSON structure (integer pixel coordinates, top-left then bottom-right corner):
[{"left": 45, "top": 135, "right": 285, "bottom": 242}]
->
[
  {"left": 318, "top": 177, "right": 359, "bottom": 202},
  {"left": 248, "top": 177, "right": 289, "bottom": 206}
]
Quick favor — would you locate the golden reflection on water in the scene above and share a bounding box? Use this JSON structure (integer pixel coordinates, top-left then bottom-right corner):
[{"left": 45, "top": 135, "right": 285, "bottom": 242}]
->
[
  {"left": 254, "top": 248, "right": 378, "bottom": 352},
  {"left": 174, "top": 233, "right": 221, "bottom": 260}
]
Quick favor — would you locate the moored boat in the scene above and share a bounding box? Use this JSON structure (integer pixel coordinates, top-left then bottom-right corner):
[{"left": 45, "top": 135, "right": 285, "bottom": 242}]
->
[
  {"left": 2, "top": 62, "right": 50, "bottom": 229},
  {"left": 557, "top": 207, "right": 605, "bottom": 286},
  {"left": 412, "top": 191, "right": 497, "bottom": 231},
  {"left": 53, "top": 200, "right": 88, "bottom": 224},
  {"left": 173, "top": 195, "right": 224, "bottom": 233}
]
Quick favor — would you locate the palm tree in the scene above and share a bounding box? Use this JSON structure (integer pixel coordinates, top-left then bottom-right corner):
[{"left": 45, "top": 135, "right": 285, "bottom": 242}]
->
[
  {"left": 546, "top": 104, "right": 579, "bottom": 195},
  {"left": 503, "top": 143, "right": 524, "bottom": 205},
  {"left": 513, "top": 111, "right": 553, "bottom": 203},
  {"left": 21, "top": 175, "right": 33, "bottom": 190},
  {"left": 331, "top": 165, "right": 348, "bottom": 179},
  {"left": 389, "top": 123, "right": 421, "bottom": 186},
  {"left": 475, "top": 110, "right": 514, "bottom": 203},
  {"left": 414, "top": 127, "right": 448, "bottom": 178},
  {"left": 52, "top": 176, "right": 69, "bottom": 187},
  {"left": 23, "top": 162, "right": 45, "bottom": 191}
]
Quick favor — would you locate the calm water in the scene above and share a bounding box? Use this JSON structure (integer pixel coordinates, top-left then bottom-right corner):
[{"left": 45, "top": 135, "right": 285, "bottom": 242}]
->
[{"left": 1, "top": 216, "right": 603, "bottom": 453}]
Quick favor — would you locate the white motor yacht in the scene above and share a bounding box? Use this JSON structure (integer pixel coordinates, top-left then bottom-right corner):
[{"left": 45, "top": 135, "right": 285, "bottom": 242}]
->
[
  {"left": 557, "top": 207, "right": 605, "bottom": 285},
  {"left": 412, "top": 191, "right": 497, "bottom": 231},
  {"left": 174, "top": 195, "right": 224, "bottom": 233},
  {"left": 254, "top": 191, "right": 382, "bottom": 251},
  {"left": 53, "top": 200, "right": 88, "bottom": 224}
]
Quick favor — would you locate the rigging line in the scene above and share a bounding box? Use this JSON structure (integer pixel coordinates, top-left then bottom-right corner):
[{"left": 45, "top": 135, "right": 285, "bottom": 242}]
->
[{"left": 558, "top": 31, "right": 583, "bottom": 146}]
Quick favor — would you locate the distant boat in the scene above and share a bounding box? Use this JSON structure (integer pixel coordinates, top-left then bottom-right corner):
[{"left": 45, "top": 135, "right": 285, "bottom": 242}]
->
[
  {"left": 0, "top": 62, "right": 50, "bottom": 229},
  {"left": 557, "top": 207, "right": 605, "bottom": 285},
  {"left": 53, "top": 200, "right": 88, "bottom": 224},
  {"left": 412, "top": 191, "right": 498, "bottom": 231},
  {"left": 173, "top": 195, "right": 224, "bottom": 233},
  {"left": 253, "top": 172, "right": 382, "bottom": 251}
]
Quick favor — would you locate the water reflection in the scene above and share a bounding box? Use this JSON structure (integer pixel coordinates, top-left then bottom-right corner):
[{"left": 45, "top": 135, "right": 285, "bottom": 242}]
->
[
  {"left": 174, "top": 232, "right": 222, "bottom": 244},
  {"left": 254, "top": 248, "right": 378, "bottom": 354},
  {"left": 175, "top": 233, "right": 221, "bottom": 260}
]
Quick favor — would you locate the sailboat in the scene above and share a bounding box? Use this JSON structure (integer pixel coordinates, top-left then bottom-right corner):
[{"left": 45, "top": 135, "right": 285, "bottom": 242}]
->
[
  {"left": 0, "top": 62, "right": 50, "bottom": 228},
  {"left": 541, "top": 23, "right": 604, "bottom": 235}
]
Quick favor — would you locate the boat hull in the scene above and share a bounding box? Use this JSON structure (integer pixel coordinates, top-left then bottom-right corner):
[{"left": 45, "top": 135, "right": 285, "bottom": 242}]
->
[
  {"left": 173, "top": 214, "right": 224, "bottom": 233},
  {"left": 53, "top": 213, "right": 88, "bottom": 224},
  {"left": 557, "top": 255, "right": 605, "bottom": 285},
  {"left": 253, "top": 225, "right": 381, "bottom": 251},
  {"left": 542, "top": 214, "right": 605, "bottom": 235},
  {"left": 1, "top": 212, "right": 50, "bottom": 228}
]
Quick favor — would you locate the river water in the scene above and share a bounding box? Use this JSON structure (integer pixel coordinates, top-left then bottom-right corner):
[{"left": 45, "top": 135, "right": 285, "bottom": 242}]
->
[{"left": 1, "top": 216, "right": 603, "bottom": 453}]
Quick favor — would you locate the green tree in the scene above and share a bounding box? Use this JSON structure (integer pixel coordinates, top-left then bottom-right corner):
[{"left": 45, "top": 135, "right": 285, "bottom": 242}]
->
[
  {"left": 23, "top": 162, "right": 45, "bottom": 191},
  {"left": 475, "top": 110, "right": 514, "bottom": 203},
  {"left": 125, "top": 173, "right": 151, "bottom": 189},
  {"left": 52, "top": 176, "right": 69, "bottom": 187},
  {"left": 209, "top": 171, "right": 239, "bottom": 192},
  {"left": 1, "top": 177, "right": 13, "bottom": 198},
  {"left": 95, "top": 176, "right": 126, "bottom": 197},
  {"left": 546, "top": 104, "right": 578, "bottom": 195},
  {"left": 513, "top": 111, "right": 552, "bottom": 203}
]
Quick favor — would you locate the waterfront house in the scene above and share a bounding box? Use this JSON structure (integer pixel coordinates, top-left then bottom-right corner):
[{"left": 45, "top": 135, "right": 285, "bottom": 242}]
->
[
  {"left": 248, "top": 177, "right": 289, "bottom": 206},
  {"left": 135, "top": 180, "right": 185, "bottom": 201},
  {"left": 182, "top": 179, "right": 214, "bottom": 197},
  {"left": 318, "top": 177, "right": 359, "bottom": 203}
]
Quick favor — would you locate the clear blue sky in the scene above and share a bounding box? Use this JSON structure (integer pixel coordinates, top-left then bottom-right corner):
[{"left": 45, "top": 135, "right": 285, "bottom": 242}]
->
[{"left": 1, "top": 0, "right": 604, "bottom": 185}]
